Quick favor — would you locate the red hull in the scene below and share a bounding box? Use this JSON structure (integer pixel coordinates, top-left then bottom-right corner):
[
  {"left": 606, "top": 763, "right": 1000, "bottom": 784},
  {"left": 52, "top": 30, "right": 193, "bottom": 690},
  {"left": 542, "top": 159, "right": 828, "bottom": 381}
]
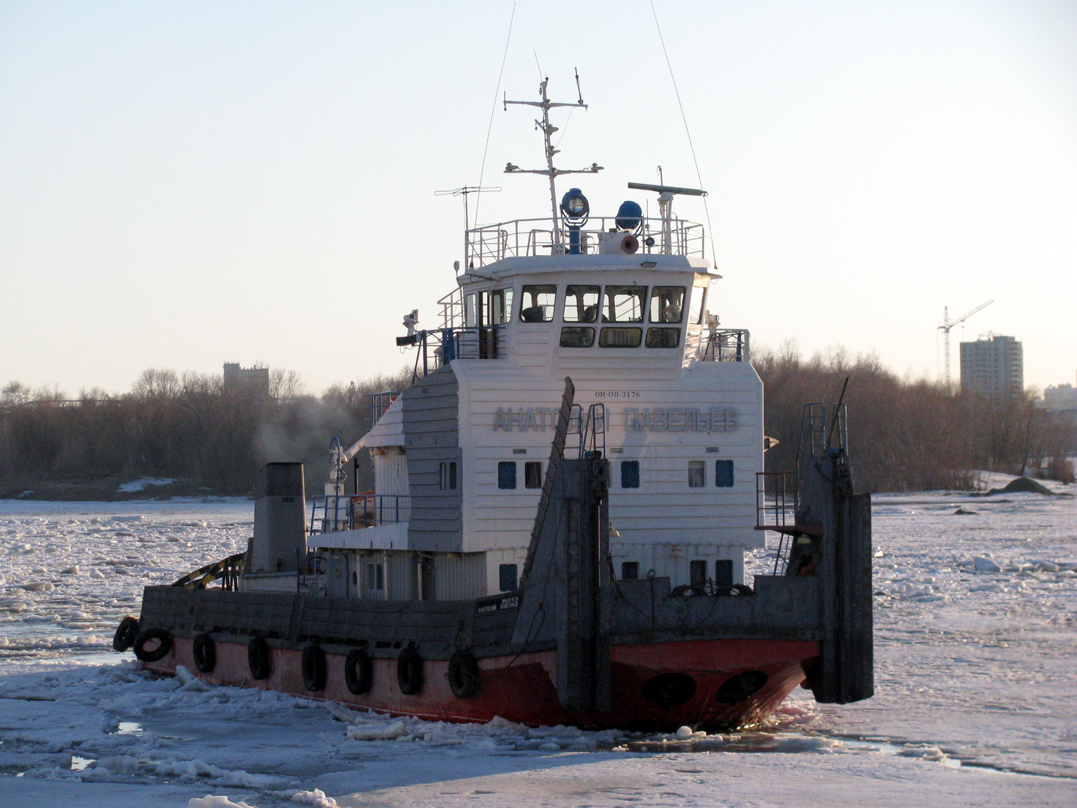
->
[{"left": 147, "top": 637, "right": 819, "bottom": 731}]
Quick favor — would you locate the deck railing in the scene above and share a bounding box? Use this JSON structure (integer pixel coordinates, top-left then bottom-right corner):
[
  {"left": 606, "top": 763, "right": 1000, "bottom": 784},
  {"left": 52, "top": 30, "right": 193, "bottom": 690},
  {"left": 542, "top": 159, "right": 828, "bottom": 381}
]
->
[
  {"left": 309, "top": 493, "right": 411, "bottom": 535},
  {"left": 465, "top": 216, "right": 706, "bottom": 268},
  {"left": 406, "top": 326, "right": 505, "bottom": 380},
  {"left": 700, "top": 329, "right": 750, "bottom": 362}
]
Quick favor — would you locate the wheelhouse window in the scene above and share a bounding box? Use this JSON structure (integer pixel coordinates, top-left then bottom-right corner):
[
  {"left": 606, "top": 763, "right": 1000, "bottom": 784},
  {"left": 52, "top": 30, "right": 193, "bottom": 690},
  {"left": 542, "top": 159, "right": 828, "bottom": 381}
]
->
[
  {"left": 487, "top": 288, "right": 513, "bottom": 325},
  {"left": 524, "top": 461, "right": 543, "bottom": 489},
  {"left": 560, "top": 326, "right": 595, "bottom": 348},
  {"left": 599, "top": 327, "right": 642, "bottom": 348},
  {"left": 564, "top": 285, "right": 600, "bottom": 322},
  {"left": 621, "top": 561, "right": 640, "bottom": 580},
  {"left": 602, "top": 285, "right": 645, "bottom": 322},
  {"left": 649, "top": 287, "right": 685, "bottom": 323},
  {"left": 645, "top": 328, "right": 680, "bottom": 348},
  {"left": 519, "top": 285, "right": 556, "bottom": 322},
  {"left": 688, "top": 284, "right": 708, "bottom": 325},
  {"left": 688, "top": 460, "right": 705, "bottom": 488},
  {"left": 620, "top": 460, "right": 640, "bottom": 489},
  {"left": 714, "top": 459, "right": 734, "bottom": 487},
  {"left": 497, "top": 461, "right": 517, "bottom": 490},
  {"left": 465, "top": 292, "right": 479, "bottom": 327}
]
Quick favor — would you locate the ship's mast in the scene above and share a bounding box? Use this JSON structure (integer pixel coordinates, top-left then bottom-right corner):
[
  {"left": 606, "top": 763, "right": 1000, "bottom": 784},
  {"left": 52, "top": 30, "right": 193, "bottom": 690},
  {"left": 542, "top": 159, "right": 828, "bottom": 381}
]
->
[{"left": 504, "top": 72, "right": 602, "bottom": 252}]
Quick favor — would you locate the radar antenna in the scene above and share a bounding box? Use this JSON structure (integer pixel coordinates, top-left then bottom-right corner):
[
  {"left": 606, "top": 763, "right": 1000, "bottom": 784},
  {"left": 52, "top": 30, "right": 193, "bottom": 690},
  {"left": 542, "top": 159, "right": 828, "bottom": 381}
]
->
[
  {"left": 627, "top": 179, "right": 707, "bottom": 255},
  {"left": 503, "top": 73, "right": 602, "bottom": 251}
]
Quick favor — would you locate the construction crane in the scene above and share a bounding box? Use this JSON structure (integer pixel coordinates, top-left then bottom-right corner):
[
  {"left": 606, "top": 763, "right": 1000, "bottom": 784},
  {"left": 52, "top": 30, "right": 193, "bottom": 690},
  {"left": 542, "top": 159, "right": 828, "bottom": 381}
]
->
[{"left": 938, "top": 300, "right": 994, "bottom": 388}]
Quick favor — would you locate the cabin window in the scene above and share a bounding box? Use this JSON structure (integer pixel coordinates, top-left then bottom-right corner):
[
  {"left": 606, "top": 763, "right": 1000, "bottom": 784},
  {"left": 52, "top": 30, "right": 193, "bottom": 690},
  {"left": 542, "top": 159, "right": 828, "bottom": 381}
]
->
[
  {"left": 621, "top": 561, "right": 640, "bottom": 580},
  {"left": 649, "top": 286, "right": 685, "bottom": 323},
  {"left": 366, "top": 562, "right": 384, "bottom": 591},
  {"left": 688, "top": 284, "right": 708, "bottom": 325},
  {"left": 497, "top": 461, "right": 517, "bottom": 490},
  {"left": 564, "top": 285, "right": 600, "bottom": 322},
  {"left": 645, "top": 328, "right": 680, "bottom": 348},
  {"left": 439, "top": 461, "right": 458, "bottom": 490},
  {"left": 519, "top": 285, "right": 556, "bottom": 322},
  {"left": 487, "top": 288, "right": 513, "bottom": 325},
  {"left": 688, "top": 460, "right": 705, "bottom": 488},
  {"left": 465, "top": 292, "right": 480, "bottom": 327},
  {"left": 602, "top": 285, "right": 645, "bottom": 322},
  {"left": 620, "top": 460, "right": 640, "bottom": 489},
  {"left": 715, "top": 559, "right": 734, "bottom": 588},
  {"left": 559, "top": 326, "right": 594, "bottom": 348},
  {"left": 690, "top": 559, "right": 707, "bottom": 586},
  {"left": 499, "top": 563, "right": 518, "bottom": 592},
  {"left": 599, "top": 327, "right": 642, "bottom": 348},
  {"left": 714, "top": 459, "right": 734, "bottom": 488},
  {"left": 524, "top": 461, "right": 543, "bottom": 489}
]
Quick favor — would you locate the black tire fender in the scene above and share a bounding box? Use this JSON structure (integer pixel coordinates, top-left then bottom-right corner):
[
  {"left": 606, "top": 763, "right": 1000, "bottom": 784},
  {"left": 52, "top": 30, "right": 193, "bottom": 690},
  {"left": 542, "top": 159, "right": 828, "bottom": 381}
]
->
[
  {"left": 112, "top": 616, "right": 140, "bottom": 652},
  {"left": 133, "top": 627, "right": 172, "bottom": 662},
  {"left": 302, "top": 643, "right": 327, "bottom": 692},
  {"left": 248, "top": 635, "right": 271, "bottom": 680},
  {"left": 344, "top": 648, "right": 373, "bottom": 695},
  {"left": 447, "top": 650, "right": 481, "bottom": 699},
  {"left": 193, "top": 632, "right": 216, "bottom": 673},
  {"left": 397, "top": 646, "right": 423, "bottom": 695}
]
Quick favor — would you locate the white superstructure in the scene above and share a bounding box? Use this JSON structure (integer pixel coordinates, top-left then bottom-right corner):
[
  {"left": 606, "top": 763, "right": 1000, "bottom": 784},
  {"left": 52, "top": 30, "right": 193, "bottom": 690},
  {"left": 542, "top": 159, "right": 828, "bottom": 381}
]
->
[{"left": 308, "top": 78, "right": 764, "bottom": 603}]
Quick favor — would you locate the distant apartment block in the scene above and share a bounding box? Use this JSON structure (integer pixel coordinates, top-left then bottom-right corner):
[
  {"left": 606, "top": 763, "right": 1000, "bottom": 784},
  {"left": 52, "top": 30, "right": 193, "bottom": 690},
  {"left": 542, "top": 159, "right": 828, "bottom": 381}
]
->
[
  {"left": 223, "top": 362, "right": 270, "bottom": 396},
  {"left": 959, "top": 334, "right": 1023, "bottom": 400},
  {"left": 1038, "top": 383, "right": 1077, "bottom": 413}
]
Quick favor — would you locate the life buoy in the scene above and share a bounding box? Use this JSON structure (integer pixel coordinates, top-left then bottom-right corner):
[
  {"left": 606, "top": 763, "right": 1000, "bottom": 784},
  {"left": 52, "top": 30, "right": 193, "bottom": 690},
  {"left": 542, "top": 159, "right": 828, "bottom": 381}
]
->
[
  {"left": 193, "top": 633, "right": 216, "bottom": 673},
  {"left": 133, "top": 627, "right": 172, "bottom": 662},
  {"left": 447, "top": 650, "right": 481, "bottom": 699},
  {"left": 344, "top": 648, "right": 373, "bottom": 695},
  {"left": 397, "top": 646, "right": 423, "bottom": 695},
  {"left": 112, "top": 616, "right": 140, "bottom": 652},
  {"left": 248, "top": 635, "right": 271, "bottom": 680},
  {"left": 302, "top": 643, "right": 327, "bottom": 692}
]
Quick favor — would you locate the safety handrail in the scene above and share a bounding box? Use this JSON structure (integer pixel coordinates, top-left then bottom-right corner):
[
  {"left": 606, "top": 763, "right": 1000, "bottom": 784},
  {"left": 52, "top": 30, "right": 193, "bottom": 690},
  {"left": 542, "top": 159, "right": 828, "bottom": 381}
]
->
[
  {"left": 465, "top": 216, "right": 706, "bottom": 268},
  {"left": 309, "top": 493, "right": 411, "bottom": 534}
]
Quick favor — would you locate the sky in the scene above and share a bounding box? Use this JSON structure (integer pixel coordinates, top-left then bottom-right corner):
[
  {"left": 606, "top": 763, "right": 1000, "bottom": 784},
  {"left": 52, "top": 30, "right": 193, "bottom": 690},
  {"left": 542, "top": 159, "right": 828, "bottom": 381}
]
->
[{"left": 2, "top": 0, "right": 1075, "bottom": 397}]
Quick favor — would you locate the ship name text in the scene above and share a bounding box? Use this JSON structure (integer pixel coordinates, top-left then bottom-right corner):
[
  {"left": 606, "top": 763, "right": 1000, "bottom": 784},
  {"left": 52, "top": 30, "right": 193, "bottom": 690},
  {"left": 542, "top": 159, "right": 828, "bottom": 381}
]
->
[{"left": 492, "top": 406, "right": 739, "bottom": 433}]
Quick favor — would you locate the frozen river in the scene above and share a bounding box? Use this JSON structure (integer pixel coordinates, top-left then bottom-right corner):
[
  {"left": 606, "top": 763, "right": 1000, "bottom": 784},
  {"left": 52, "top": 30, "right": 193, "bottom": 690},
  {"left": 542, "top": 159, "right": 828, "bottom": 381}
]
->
[{"left": 1, "top": 478, "right": 1075, "bottom": 807}]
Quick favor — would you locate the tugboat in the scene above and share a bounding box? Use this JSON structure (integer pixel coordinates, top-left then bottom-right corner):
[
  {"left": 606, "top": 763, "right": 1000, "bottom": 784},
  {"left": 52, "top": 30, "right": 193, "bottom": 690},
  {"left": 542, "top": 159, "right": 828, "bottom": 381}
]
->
[{"left": 116, "top": 78, "right": 873, "bottom": 730}]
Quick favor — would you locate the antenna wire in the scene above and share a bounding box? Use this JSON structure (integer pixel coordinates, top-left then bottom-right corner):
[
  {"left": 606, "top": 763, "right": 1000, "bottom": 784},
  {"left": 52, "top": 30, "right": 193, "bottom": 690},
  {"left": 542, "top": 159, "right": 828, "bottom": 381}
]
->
[
  {"left": 476, "top": 1, "right": 517, "bottom": 227},
  {"left": 649, "top": 0, "right": 718, "bottom": 264}
]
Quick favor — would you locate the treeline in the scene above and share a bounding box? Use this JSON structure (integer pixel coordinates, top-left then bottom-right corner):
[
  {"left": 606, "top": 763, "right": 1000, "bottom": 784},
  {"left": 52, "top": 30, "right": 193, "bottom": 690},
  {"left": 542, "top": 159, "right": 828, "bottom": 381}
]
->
[
  {"left": 755, "top": 342, "right": 1076, "bottom": 491},
  {"left": 0, "top": 367, "right": 412, "bottom": 497},
  {"left": 1, "top": 353, "right": 1074, "bottom": 498}
]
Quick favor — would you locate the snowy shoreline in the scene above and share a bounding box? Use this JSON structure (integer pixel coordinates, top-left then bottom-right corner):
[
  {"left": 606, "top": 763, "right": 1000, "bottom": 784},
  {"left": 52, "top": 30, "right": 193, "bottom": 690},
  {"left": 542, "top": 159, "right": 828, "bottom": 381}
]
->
[{"left": 2, "top": 483, "right": 1075, "bottom": 807}]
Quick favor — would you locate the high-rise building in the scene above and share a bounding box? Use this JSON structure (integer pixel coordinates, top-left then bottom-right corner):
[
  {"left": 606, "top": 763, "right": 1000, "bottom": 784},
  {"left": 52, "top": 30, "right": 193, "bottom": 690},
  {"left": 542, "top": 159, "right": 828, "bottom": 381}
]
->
[
  {"left": 959, "top": 334, "right": 1023, "bottom": 400},
  {"left": 223, "top": 362, "right": 270, "bottom": 397}
]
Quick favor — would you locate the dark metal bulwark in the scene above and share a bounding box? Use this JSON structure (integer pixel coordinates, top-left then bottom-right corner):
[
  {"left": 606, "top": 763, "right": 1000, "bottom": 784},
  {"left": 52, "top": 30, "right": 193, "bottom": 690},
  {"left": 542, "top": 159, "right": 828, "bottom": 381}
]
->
[{"left": 800, "top": 450, "right": 874, "bottom": 704}]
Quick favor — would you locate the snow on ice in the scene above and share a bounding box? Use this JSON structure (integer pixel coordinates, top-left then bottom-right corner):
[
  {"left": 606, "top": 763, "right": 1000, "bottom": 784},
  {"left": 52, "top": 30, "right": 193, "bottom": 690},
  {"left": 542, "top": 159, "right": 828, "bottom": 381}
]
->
[{"left": 0, "top": 481, "right": 1075, "bottom": 807}]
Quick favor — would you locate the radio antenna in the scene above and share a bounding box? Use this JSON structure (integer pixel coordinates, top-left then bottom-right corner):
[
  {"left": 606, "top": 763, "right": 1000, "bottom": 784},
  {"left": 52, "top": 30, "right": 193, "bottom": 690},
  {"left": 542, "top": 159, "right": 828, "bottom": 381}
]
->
[
  {"left": 436, "top": 186, "right": 501, "bottom": 269},
  {"left": 503, "top": 75, "right": 602, "bottom": 251}
]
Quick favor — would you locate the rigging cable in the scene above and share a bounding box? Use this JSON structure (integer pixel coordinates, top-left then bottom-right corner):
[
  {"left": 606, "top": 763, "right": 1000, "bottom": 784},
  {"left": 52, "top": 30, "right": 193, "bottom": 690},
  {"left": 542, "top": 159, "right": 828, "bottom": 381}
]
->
[
  {"left": 649, "top": 0, "right": 717, "bottom": 264},
  {"left": 475, "top": 1, "right": 517, "bottom": 229}
]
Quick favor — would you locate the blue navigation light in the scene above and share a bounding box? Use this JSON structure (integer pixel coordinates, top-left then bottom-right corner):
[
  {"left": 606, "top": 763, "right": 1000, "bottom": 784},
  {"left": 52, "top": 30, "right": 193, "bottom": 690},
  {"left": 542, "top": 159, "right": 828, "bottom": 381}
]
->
[{"left": 615, "top": 200, "right": 643, "bottom": 233}]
